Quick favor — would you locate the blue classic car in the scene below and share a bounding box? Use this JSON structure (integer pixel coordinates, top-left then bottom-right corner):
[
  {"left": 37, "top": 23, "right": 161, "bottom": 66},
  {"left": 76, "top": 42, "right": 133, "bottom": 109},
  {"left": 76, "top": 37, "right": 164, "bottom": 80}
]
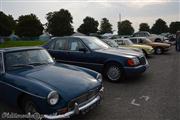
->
[
  {"left": 44, "top": 36, "right": 149, "bottom": 82},
  {"left": 0, "top": 47, "right": 103, "bottom": 119}
]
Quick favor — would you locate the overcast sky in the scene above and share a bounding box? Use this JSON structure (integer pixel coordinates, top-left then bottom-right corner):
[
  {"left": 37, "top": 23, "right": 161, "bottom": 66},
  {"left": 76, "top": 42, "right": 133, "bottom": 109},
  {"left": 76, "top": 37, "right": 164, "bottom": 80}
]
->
[{"left": 0, "top": 0, "right": 179, "bottom": 33}]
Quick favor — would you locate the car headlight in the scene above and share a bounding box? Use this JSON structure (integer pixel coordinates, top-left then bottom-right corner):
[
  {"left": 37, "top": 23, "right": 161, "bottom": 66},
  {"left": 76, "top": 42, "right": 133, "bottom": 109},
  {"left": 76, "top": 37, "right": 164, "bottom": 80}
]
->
[
  {"left": 127, "top": 57, "right": 140, "bottom": 66},
  {"left": 47, "top": 91, "right": 59, "bottom": 105},
  {"left": 96, "top": 73, "right": 102, "bottom": 82}
]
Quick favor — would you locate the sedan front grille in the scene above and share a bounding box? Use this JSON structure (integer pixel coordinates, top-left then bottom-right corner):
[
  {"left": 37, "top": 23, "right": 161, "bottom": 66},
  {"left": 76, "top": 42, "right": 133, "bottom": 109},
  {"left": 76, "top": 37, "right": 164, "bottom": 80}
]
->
[
  {"left": 68, "top": 88, "right": 99, "bottom": 111},
  {"left": 139, "top": 56, "right": 146, "bottom": 65}
]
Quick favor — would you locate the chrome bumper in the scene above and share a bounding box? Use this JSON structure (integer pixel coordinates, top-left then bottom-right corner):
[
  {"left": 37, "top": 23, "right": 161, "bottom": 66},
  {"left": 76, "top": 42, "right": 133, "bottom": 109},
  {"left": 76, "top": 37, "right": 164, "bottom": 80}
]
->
[{"left": 44, "top": 87, "right": 103, "bottom": 119}]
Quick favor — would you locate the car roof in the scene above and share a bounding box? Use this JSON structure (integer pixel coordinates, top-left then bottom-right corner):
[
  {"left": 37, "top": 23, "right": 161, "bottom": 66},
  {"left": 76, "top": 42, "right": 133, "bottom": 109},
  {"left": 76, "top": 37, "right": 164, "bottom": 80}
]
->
[
  {"left": 114, "top": 38, "right": 130, "bottom": 41},
  {"left": 51, "top": 36, "right": 96, "bottom": 40},
  {"left": 130, "top": 37, "right": 147, "bottom": 39},
  {"left": 0, "top": 46, "right": 43, "bottom": 52}
]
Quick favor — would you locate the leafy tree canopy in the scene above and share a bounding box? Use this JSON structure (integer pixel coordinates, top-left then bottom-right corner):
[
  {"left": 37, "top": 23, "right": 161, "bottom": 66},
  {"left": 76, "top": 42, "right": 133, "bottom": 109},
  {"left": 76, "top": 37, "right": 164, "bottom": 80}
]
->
[
  {"left": 151, "top": 18, "right": 168, "bottom": 34},
  {"left": 46, "top": 9, "right": 74, "bottom": 36},
  {"left": 0, "top": 11, "right": 16, "bottom": 36},
  {"left": 139, "top": 23, "right": 150, "bottom": 32},
  {"left": 118, "top": 20, "right": 134, "bottom": 35},
  {"left": 15, "top": 14, "right": 43, "bottom": 37},
  {"left": 169, "top": 21, "right": 180, "bottom": 34},
  {"left": 100, "top": 18, "right": 112, "bottom": 34},
  {"left": 77, "top": 16, "right": 99, "bottom": 35}
]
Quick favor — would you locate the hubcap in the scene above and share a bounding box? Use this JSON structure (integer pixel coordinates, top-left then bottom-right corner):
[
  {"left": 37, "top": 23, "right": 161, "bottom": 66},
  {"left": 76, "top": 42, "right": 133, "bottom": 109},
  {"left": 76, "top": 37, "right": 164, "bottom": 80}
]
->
[
  {"left": 25, "top": 102, "right": 37, "bottom": 114},
  {"left": 107, "top": 66, "right": 121, "bottom": 81},
  {"left": 156, "top": 48, "right": 162, "bottom": 54}
]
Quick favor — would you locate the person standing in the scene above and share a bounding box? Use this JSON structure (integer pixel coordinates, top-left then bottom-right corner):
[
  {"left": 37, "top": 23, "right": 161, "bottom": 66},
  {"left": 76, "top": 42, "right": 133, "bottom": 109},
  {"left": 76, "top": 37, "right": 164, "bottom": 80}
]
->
[{"left": 176, "top": 31, "right": 180, "bottom": 51}]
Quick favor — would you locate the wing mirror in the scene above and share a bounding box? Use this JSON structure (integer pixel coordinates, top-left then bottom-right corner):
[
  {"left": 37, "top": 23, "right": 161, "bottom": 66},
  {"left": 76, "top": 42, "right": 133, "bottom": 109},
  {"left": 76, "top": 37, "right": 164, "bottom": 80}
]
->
[{"left": 79, "top": 48, "right": 88, "bottom": 53}]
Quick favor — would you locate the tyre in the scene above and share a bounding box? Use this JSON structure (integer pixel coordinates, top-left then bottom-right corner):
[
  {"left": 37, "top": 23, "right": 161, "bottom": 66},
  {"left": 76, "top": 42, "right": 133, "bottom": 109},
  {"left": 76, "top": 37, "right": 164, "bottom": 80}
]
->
[
  {"left": 155, "top": 38, "right": 161, "bottom": 42},
  {"left": 155, "top": 47, "right": 163, "bottom": 55},
  {"left": 21, "top": 96, "right": 38, "bottom": 114},
  {"left": 104, "top": 63, "right": 124, "bottom": 82}
]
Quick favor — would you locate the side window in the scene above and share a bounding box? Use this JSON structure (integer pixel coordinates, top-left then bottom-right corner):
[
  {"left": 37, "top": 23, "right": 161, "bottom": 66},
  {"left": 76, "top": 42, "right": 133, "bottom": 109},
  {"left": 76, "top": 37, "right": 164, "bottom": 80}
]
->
[
  {"left": 135, "top": 33, "right": 140, "bottom": 37},
  {"left": 118, "top": 40, "right": 124, "bottom": 45},
  {"left": 139, "top": 39, "right": 143, "bottom": 43},
  {"left": 0, "top": 53, "right": 4, "bottom": 73},
  {"left": 144, "top": 33, "right": 148, "bottom": 37},
  {"left": 48, "top": 40, "right": 55, "bottom": 50},
  {"left": 133, "top": 33, "right": 137, "bottom": 37},
  {"left": 68, "top": 39, "right": 85, "bottom": 51},
  {"left": 54, "top": 39, "right": 67, "bottom": 50},
  {"left": 130, "top": 39, "right": 137, "bottom": 44}
]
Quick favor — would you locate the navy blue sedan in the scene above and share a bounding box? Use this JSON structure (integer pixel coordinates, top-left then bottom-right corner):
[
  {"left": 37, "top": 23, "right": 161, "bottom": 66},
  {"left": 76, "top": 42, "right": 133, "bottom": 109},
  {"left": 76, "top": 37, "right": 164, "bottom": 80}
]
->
[
  {"left": 44, "top": 36, "right": 149, "bottom": 82},
  {"left": 0, "top": 47, "right": 103, "bottom": 119}
]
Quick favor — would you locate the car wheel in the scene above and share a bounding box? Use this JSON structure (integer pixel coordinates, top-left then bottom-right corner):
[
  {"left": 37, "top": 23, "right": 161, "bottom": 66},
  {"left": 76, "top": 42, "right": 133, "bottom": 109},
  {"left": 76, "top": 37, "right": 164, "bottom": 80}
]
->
[
  {"left": 104, "top": 63, "right": 124, "bottom": 82},
  {"left": 155, "top": 38, "right": 161, "bottom": 42},
  {"left": 22, "top": 96, "right": 38, "bottom": 115},
  {"left": 155, "top": 47, "right": 163, "bottom": 55}
]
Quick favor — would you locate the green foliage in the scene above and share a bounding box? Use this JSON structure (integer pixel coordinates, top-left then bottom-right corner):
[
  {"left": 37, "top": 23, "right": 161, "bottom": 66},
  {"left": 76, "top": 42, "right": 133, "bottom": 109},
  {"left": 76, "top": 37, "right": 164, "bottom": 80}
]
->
[
  {"left": 151, "top": 18, "right": 168, "bottom": 34},
  {"left": 118, "top": 20, "right": 134, "bottom": 35},
  {"left": 139, "top": 23, "right": 150, "bottom": 32},
  {"left": 100, "top": 18, "right": 112, "bottom": 34},
  {"left": 46, "top": 9, "right": 74, "bottom": 36},
  {"left": 77, "top": 16, "right": 99, "bottom": 35},
  {"left": 169, "top": 21, "right": 180, "bottom": 34},
  {"left": 0, "top": 40, "right": 46, "bottom": 48},
  {"left": 15, "top": 14, "right": 43, "bottom": 37},
  {"left": 0, "top": 11, "right": 16, "bottom": 36}
]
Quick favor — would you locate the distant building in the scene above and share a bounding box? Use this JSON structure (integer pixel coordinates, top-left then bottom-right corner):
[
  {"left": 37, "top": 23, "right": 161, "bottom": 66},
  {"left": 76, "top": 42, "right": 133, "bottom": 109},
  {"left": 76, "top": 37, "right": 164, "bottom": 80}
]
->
[{"left": 9, "top": 34, "right": 19, "bottom": 40}]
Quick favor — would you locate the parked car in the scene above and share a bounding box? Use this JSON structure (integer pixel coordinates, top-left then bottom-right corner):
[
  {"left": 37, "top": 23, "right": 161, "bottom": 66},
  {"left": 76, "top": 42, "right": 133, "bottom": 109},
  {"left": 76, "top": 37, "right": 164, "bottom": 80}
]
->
[
  {"left": 101, "top": 39, "right": 143, "bottom": 53},
  {"left": 44, "top": 36, "right": 149, "bottom": 82},
  {"left": 130, "top": 37, "right": 171, "bottom": 54},
  {"left": 133, "top": 31, "right": 167, "bottom": 42},
  {"left": 0, "top": 47, "right": 103, "bottom": 119},
  {"left": 114, "top": 38, "right": 154, "bottom": 56}
]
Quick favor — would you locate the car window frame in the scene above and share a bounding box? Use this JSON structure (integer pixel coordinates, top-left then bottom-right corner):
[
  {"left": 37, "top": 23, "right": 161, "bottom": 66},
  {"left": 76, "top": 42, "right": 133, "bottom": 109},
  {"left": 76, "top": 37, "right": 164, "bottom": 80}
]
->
[
  {"left": 67, "top": 38, "right": 91, "bottom": 53},
  {"left": 46, "top": 39, "right": 56, "bottom": 50},
  {"left": 130, "top": 38, "right": 137, "bottom": 44},
  {"left": 50, "top": 38, "right": 68, "bottom": 51}
]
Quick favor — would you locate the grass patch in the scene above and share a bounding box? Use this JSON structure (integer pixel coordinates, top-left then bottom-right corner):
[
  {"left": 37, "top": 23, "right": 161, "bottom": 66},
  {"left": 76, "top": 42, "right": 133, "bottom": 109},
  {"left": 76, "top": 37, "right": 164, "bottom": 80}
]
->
[{"left": 0, "top": 40, "right": 47, "bottom": 48}]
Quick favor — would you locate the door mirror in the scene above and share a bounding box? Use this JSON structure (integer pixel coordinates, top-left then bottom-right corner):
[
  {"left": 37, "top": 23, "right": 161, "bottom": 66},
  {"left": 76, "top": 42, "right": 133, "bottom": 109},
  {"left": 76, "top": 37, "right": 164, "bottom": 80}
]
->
[{"left": 79, "top": 48, "right": 87, "bottom": 53}]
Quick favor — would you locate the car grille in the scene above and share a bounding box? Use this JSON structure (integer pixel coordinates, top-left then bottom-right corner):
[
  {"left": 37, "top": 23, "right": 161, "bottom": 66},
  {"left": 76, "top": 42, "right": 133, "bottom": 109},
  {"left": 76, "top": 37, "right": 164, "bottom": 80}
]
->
[
  {"left": 139, "top": 56, "right": 146, "bottom": 65},
  {"left": 68, "top": 88, "right": 99, "bottom": 111}
]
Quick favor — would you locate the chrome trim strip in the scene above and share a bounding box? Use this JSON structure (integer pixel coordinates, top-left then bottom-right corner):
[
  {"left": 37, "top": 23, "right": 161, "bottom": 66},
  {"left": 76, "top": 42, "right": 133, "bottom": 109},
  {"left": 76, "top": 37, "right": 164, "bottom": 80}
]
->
[
  {"left": 2, "top": 51, "right": 5, "bottom": 73},
  {"left": 44, "top": 95, "right": 101, "bottom": 119},
  {"left": 0, "top": 51, "right": 5, "bottom": 74},
  {"left": 0, "top": 81, "right": 46, "bottom": 99},
  {"left": 56, "top": 59, "right": 104, "bottom": 66}
]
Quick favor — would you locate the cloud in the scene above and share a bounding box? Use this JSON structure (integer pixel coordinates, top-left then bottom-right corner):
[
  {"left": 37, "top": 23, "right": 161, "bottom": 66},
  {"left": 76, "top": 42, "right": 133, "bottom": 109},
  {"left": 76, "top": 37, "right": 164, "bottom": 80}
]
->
[{"left": 1, "top": 0, "right": 179, "bottom": 32}]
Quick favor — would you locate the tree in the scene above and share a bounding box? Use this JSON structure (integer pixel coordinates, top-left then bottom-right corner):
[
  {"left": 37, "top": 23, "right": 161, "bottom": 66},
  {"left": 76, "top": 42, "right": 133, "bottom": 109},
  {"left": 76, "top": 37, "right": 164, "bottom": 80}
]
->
[
  {"left": 15, "top": 14, "right": 43, "bottom": 37},
  {"left": 46, "top": 9, "right": 74, "bottom": 36},
  {"left": 139, "top": 23, "right": 150, "bottom": 32},
  {"left": 151, "top": 18, "right": 168, "bottom": 34},
  {"left": 118, "top": 20, "right": 134, "bottom": 35},
  {"left": 77, "top": 16, "right": 99, "bottom": 35},
  {"left": 169, "top": 21, "right": 180, "bottom": 34},
  {"left": 100, "top": 18, "right": 112, "bottom": 34},
  {"left": 0, "top": 11, "right": 16, "bottom": 36}
]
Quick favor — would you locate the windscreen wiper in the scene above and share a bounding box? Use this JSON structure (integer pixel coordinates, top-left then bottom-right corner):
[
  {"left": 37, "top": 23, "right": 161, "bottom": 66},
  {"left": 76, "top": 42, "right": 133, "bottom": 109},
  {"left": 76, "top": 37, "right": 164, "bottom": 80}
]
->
[
  {"left": 10, "top": 64, "right": 34, "bottom": 68},
  {"left": 28, "top": 62, "right": 50, "bottom": 66}
]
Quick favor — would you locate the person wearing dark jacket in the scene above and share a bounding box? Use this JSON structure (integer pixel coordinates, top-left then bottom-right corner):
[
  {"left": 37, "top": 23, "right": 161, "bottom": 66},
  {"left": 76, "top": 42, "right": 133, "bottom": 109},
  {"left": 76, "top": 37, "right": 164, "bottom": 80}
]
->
[{"left": 176, "top": 31, "right": 180, "bottom": 51}]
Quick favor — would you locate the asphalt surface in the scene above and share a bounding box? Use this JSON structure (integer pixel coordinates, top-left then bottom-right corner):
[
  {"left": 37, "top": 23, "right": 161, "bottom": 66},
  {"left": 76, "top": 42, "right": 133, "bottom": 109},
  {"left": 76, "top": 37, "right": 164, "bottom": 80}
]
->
[{"left": 0, "top": 47, "right": 180, "bottom": 120}]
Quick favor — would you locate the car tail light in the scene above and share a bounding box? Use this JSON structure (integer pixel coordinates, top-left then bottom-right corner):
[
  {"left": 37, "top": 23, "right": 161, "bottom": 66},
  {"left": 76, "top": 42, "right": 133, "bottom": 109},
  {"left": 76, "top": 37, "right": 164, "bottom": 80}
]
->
[{"left": 128, "top": 59, "right": 135, "bottom": 66}]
